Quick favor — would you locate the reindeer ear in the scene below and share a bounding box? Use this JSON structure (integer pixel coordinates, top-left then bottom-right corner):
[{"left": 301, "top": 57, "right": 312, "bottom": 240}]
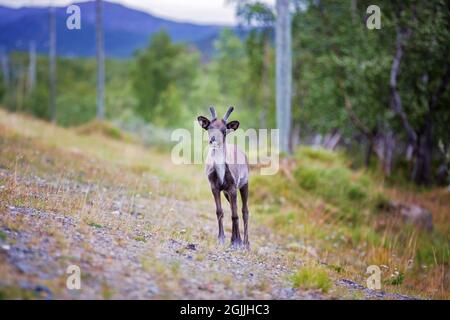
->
[
  {"left": 226, "top": 120, "right": 239, "bottom": 131},
  {"left": 197, "top": 116, "right": 210, "bottom": 130}
]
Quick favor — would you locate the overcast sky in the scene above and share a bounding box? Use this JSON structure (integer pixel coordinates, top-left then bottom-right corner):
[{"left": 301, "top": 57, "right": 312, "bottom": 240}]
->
[{"left": 0, "top": 0, "right": 276, "bottom": 25}]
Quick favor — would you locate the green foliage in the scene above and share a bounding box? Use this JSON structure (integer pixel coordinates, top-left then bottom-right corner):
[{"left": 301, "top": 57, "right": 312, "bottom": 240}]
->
[
  {"left": 1, "top": 53, "right": 136, "bottom": 127},
  {"left": 384, "top": 272, "right": 405, "bottom": 286},
  {"left": 0, "top": 286, "right": 38, "bottom": 300},
  {"left": 132, "top": 31, "right": 199, "bottom": 126},
  {"left": 189, "top": 28, "right": 266, "bottom": 129},
  {"left": 290, "top": 0, "right": 391, "bottom": 137},
  {"left": 293, "top": 147, "right": 375, "bottom": 222},
  {"left": 87, "top": 221, "right": 103, "bottom": 229},
  {"left": 76, "top": 120, "right": 129, "bottom": 141},
  {"left": 291, "top": 0, "right": 449, "bottom": 183},
  {"left": 415, "top": 231, "right": 450, "bottom": 266},
  {"left": 290, "top": 265, "right": 332, "bottom": 293},
  {"left": 209, "top": 28, "right": 259, "bottom": 127},
  {"left": 0, "top": 0, "right": 448, "bottom": 184},
  {"left": 213, "top": 29, "right": 247, "bottom": 98},
  {"left": 0, "top": 72, "right": 5, "bottom": 101}
]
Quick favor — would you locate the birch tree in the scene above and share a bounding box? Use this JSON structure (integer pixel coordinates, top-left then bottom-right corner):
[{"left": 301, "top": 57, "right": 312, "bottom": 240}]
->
[
  {"left": 1, "top": 49, "right": 10, "bottom": 88},
  {"left": 96, "top": 0, "right": 105, "bottom": 120},
  {"left": 275, "top": 0, "right": 292, "bottom": 153},
  {"left": 28, "top": 41, "right": 36, "bottom": 94},
  {"left": 49, "top": 5, "right": 57, "bottom": 123}
]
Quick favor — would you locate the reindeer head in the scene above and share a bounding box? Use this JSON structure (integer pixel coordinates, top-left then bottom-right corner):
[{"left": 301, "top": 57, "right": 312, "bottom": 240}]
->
[{"left": 197, "top": 106, "right": 239, "bottom": 149}]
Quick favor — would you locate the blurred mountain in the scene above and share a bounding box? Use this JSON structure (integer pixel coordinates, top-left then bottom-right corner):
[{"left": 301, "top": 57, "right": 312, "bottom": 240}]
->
[{"left": 0, "top": 1, "right": 227, "bottom": 58}]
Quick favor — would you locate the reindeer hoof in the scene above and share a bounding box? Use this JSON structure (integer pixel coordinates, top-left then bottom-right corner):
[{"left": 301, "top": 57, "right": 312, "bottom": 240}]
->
[
  {"left": 217, "top": 237, "right": 225, "bottom": 245},
  {"left": 230, "top": 239, "right": 243, "bottom": 250}
]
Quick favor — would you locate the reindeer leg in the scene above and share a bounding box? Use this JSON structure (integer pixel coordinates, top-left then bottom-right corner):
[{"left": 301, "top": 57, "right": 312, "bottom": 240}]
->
[
  {"left": 240, "top": 183, "right": 250, "bottom": 249},
  {"left": 224, "top": 192, "right": 230, "bottom": 204},
  {"left": 212, "top": 187, "right": 225, "bottom": 245},
  {"left": 229, "top": 188, "right": 242, "bottom": 248}
]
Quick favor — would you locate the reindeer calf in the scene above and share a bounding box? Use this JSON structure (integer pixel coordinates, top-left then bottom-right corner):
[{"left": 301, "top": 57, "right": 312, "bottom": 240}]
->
[{"left": 197, "top": 106, "right": 250, "bottom": 249}]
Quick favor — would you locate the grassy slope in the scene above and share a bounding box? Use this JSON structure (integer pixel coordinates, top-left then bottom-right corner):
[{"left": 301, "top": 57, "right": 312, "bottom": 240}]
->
[
  {"left": 0, "top": 109, "right": 448, "bottom": 299},
  {"left": 253, "top": 147, "right": 449, "bottom": 299}
]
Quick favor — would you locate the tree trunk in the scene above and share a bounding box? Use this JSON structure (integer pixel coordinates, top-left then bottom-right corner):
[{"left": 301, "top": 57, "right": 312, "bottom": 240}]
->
[
  {"left": 49, "top": 6, "right": 57, "bottom": 123},
  {"left": 27, "top": 41, "right": 36, "bottom": 94},
  {"left": 1, "top": 50, "right": 10, "bottom": 87},
  {"left": 323, "top": 129, "right": 341, "bottom": 151},
  {"left": 275, "top": 0, "right": 292, "bottom": 154},
  {"left": 383, "top": 131, "right": 395, "bottom": 176},
  {"left": 365, "top": 137, "right": 373, "bottom": 167},
  {"left": 413, "top": 65, "right": 450, "bottom": 184},
  {"left": 15, "top": 64, "right": 26, "bottom": 111},
  {"left": 412, "top": 114, "right": 433, "bottom": 185},
  {"left": 374, "top": 130, "right": 395, "bottom": 176},
  {"left": 259, "top": 31, "right": 271, "bottom": 129},
  {"left": 390, "top": 26, "right": 416, "bottom": 146},
  {"left": 290, "top": 122, "right": 300, "bottom": 150},
  {"left": 96, "top": 0, "right": 105, "bottom": 120},
  {"left": 351, "top": 0, "right": 357, "bottom": 21}
]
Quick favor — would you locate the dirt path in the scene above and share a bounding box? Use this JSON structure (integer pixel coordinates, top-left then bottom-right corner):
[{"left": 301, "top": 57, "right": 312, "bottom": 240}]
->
[
  {"left": 0, "top": 167, "right": 315, "bottom": 299},
  {"left": 0, "top": 168, "right": 415, "bottom": 300}
]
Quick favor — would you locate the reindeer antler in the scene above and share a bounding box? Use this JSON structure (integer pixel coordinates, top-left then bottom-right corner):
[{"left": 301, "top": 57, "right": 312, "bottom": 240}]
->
[
  {"left": 223, "top": 106, "right": 234, "bottom": 122},
  {"left": 209, "top": 106, "right": 217, "bottom": 119}
]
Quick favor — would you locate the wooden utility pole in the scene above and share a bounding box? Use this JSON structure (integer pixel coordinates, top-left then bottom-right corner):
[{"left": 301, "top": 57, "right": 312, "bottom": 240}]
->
[
  {"left": 49, "top": 5, "right": 57, "bottom": 123},
  {"left": 96, "top": 0, "right": 105, "bottom": 120},
  {"left": 275, "top": 0, "right": 292, "bottom": 153}
]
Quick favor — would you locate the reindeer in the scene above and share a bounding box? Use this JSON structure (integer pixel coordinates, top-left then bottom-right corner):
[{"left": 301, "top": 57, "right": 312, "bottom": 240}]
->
[{"left": 197, "top": 106, "right": 250, "bottom": 249}]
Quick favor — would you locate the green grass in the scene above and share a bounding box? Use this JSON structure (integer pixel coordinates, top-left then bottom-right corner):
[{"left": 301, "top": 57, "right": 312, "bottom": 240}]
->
[
  {"left": 133, "top": 236, "right": 147, "bottom": 242},
  {"left": 384, "top": 272, "right": 405, "bottom": 286},
  {"left": 290, "top": 265, "right": 332, "bottom": 293},
  {"left": 75, "top": 120, "right": 131, "bottom": 141},
  {"left": 252, "top": 146, "right": 449, "bottom": 299},
  {"left": 293, "top": 148, "right": 376, "bottom": 222},
  {"left": 0, "top": 286, "right": 39, "bottom": 299},
  {"left": 87, "top": 222, "right": 103, "bottom": 229}
]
